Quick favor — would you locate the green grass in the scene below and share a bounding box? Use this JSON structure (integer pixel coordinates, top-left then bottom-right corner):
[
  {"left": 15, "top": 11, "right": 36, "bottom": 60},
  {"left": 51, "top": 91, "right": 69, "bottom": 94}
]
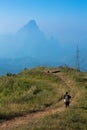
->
[
  {"left": 6, "top": 66, "right": 87, "bottom": 130},
  {"left": 0, "top": 66, "right": 87, "bottom": 130},
  {"left": 0, "top": 67, "right": 69, "bottom": 121}
]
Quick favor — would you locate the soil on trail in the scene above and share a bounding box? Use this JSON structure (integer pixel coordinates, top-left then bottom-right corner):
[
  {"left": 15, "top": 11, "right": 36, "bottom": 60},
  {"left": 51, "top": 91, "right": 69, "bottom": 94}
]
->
[
  {"left": 55, "top": 72, "right": 80, "bottom": 105},
  {"left": 0, "top": 72, "right": 79, "bottom": 130}
]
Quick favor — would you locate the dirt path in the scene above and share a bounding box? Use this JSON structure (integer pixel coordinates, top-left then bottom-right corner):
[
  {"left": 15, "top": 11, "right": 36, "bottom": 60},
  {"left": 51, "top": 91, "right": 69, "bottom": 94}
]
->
[
  {"left": 0, "top": 72, "right": 79, "bottom": 129},
  {"left": 54, "top": 72, "right": 80, "bottom": 105}
]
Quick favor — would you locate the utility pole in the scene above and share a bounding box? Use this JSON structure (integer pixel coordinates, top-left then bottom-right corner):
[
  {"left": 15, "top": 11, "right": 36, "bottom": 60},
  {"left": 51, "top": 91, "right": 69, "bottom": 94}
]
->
[{"left": 76, "top": 45, "right": 80, "bottom": 71}]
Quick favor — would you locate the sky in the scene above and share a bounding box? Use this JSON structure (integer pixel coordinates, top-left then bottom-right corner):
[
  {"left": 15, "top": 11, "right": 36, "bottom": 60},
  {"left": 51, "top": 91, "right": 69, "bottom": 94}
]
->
[{"left": 0, "top": 0, "right": 87, "bottom": 43}]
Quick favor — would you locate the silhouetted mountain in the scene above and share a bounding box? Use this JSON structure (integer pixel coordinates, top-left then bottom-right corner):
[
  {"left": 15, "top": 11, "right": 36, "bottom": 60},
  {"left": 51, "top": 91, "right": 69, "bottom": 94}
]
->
[
  {"left": 18, "top": 20, "right": 41, "bottom": 34},
  {"left": 0, "top": 20, "right": 63, "bottom": 59},
  {"left": 15, "top": 20, "right": 49, "bottom": 58},
  {"left": 0, "top": 20, "right": 63, "bottom": 75},
  {"left": 0, "top": 20, "right": 87, "bottom": 75}
]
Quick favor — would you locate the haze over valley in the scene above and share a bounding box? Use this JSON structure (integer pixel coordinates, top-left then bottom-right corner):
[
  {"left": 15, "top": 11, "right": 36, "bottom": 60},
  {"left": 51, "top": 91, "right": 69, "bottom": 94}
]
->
[{"left": 0, "top": 19, "right": 87, "bottom": 75}]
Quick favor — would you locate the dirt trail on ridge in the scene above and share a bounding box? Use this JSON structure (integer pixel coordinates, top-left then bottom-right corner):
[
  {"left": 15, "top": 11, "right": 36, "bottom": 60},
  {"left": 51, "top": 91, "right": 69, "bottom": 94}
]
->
[
  {"left": 54, "top": 72, "right": 80, "bottom": 105},
  {"left": 0, "top": 72, "right": 79, "bottom": 130}
]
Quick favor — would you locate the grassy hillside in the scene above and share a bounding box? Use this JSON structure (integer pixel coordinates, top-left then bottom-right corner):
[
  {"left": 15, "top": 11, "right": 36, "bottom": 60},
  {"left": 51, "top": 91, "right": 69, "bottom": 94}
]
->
[
  {"left": 0, "top": 66, "right": 87, "bottom": 130},
  {"left": 0, "top": 67, "right": 69, "bottom": 121}
]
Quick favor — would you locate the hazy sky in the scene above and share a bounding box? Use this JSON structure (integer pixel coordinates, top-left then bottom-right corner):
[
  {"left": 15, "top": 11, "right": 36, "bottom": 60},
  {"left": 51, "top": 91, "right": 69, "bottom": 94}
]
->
[{"left": 0, "top": 0, "right": 87, "bottom": 43}]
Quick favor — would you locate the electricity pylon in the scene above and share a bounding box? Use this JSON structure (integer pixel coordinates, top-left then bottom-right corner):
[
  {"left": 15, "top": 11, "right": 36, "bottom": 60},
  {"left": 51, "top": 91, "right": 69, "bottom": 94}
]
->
[{"left": 76, "top": 45, "right": 80, "bottom": 71}]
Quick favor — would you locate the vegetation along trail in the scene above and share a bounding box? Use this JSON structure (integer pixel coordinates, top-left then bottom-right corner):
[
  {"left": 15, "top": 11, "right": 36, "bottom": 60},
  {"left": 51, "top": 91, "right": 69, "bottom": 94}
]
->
[{"left": 0, "top": 70, "right": 80, "bottom": 130}]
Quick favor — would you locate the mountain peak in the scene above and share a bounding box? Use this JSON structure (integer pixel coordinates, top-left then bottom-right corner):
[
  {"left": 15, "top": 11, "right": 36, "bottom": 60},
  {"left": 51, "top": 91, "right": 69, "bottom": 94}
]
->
[
  {"left": 28, "top": 20, "right": 38, "bottom": 28},
  {"left": 18, "top": 20, "right": 39, "bottom": 33}
]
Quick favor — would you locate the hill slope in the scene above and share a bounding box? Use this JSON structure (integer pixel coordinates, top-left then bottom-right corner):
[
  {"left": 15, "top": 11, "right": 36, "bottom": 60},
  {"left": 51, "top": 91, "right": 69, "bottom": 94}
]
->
[{"left": 0, "top": 67, "right": 87, "bottom": 130}]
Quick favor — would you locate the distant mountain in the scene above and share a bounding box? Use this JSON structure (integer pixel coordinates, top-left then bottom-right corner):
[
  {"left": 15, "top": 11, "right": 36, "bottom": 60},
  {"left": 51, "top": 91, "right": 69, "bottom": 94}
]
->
[
  {"left": 18, "top": 20, "right": 42, "bottom": 35},
  {"left": 0, "top": 20, "right": 61, "bottom": 59},
  {"left": 0, "top": 20, "right": 63, "bottom": 75},
  {"left": 15, "top": 20, "right": 47, "bottom": 58},
  {"left": 0, "top": 20, "right": 86, "bottom": 75}
]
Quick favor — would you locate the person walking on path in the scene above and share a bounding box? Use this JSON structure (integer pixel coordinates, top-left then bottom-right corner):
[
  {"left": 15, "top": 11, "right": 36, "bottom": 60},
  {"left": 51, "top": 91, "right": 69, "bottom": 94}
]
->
[{"left": 64, "top": 92, "right": 71, "bottom": 108}]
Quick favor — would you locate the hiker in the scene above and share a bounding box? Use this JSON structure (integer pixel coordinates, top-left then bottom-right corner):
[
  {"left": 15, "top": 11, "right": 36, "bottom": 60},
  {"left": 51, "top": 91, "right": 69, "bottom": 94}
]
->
[{"left": 64, "top": 92, "right": 71, "bottom": 108}]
